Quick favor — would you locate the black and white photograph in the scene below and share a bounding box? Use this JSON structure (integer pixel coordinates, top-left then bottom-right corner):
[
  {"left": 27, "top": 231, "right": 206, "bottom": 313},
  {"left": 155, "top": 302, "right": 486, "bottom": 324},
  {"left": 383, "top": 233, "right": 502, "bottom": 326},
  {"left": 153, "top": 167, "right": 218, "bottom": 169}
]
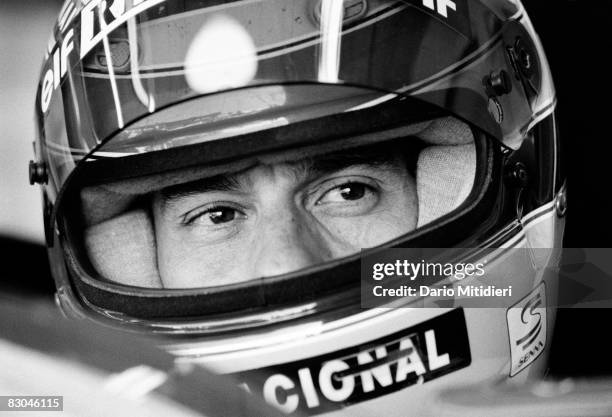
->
[{"left": 2, "top": 0, "right": 612, "bottom": 415}]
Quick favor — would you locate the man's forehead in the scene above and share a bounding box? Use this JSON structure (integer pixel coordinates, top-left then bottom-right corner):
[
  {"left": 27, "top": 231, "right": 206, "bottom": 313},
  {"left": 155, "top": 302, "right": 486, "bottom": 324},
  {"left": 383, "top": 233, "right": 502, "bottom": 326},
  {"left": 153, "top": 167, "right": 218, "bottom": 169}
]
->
[{"left": 158, "top": 142, "right": 410, "bottom": 202}]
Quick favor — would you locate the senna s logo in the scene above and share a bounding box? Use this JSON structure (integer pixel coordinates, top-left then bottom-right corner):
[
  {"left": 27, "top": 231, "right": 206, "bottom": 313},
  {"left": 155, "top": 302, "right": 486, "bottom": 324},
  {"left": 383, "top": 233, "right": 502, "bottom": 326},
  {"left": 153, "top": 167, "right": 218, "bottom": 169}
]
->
[
  {"left": 516, "top": 291, "right": 543, "bottom": 350},
  {"left": 507, "top": 283, "right": 547, "bottom": 377},
  {"left": 238, "top": 309, "right": 470, "bottom": 415}
]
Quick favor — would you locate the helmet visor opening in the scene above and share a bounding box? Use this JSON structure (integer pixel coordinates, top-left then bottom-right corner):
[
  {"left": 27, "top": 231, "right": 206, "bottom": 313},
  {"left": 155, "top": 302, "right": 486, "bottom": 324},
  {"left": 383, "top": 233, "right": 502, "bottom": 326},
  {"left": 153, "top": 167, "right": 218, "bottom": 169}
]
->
[{"left": 56, "top": 104, "right": 495, "bottom": 321}]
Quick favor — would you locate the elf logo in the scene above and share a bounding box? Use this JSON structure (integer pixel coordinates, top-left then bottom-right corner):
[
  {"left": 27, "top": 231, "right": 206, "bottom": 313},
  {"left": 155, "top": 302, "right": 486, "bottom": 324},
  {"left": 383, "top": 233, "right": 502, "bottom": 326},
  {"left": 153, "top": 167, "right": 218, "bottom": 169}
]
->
[
  {"left": 507, "top": 284, "right": 547, "bottom": 377},
  {"left": 238, "top": 309, "right": 470, "bottom": 415},
  {"left": 39, "top": 0, "right": 163, "bottom": 113}
]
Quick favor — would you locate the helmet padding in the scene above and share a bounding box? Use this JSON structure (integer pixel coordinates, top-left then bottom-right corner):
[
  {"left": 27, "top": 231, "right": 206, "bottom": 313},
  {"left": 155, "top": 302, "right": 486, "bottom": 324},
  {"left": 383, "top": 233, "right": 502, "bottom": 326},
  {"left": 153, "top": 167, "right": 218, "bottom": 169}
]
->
[
  {"left": 416, "top": 144, "right": 476, "bottom": 227},
  {"left": 85, "top": 210, "right": 162, "bottom": 288}
]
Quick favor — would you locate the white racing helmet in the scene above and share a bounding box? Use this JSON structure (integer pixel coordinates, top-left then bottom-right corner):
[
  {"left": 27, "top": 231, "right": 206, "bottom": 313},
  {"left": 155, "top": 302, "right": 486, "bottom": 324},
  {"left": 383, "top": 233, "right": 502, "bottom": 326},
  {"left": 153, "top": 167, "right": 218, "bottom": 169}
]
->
[{"left": 30, "top": 0, "right": 566, "bottom": 415}]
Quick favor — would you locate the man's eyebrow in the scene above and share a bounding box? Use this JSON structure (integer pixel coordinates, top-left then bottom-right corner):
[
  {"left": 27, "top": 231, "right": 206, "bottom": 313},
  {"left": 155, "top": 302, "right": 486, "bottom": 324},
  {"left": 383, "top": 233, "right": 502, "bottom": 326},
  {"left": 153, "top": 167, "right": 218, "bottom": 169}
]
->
[
  {"left": 296, "top": 143, "right": 414, "bottom": 178},
  {"left": 158, "top": 141, "right": 417, "bottom": 206},
  {"left": 308, "top": 151, "right": 398, "bottom": 174},
  {"left": 159, "top": 174, "right": 242, "bottom": 206}
]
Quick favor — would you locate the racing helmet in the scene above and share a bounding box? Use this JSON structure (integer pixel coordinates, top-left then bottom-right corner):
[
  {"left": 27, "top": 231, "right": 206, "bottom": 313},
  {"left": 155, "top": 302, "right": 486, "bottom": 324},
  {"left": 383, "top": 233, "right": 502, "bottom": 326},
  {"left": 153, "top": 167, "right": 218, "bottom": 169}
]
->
[{"left": 30, "top": 0, "right": 566, "bottom": 415}]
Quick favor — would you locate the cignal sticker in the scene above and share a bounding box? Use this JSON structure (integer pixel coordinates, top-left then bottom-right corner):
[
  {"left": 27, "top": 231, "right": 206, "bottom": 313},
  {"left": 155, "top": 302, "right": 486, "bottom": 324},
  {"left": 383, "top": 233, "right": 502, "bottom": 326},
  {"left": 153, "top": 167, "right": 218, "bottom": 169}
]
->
[
  {"left": 507, "top": 283, "right": 547, "bottom": 377},
  {"left": 237, "top": 309, "right": 470, "bottom": 415}
]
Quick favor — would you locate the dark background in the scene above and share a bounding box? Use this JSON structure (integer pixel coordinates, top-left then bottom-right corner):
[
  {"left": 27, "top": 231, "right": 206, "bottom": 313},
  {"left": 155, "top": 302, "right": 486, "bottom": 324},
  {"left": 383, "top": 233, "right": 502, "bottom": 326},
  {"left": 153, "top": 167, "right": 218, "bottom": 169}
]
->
[
  {"left": 524, "top": 1, "right": 612, "bottom": 377},
  {"left": 526, "top": 1, "right": 612, "bottom": 249},
  {"left": 2, "top": 0, "right": 612, "bottom": 377}
]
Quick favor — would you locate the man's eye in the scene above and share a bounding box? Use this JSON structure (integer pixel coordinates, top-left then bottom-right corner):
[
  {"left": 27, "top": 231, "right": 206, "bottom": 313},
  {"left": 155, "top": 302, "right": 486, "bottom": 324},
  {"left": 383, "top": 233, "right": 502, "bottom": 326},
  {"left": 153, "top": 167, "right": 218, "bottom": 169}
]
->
[
  {"left": 317, "top": 182, "right": 371, "bottom": 205},
  {"left": 189, "top": 206, "right": 246, "bottom": 225}
]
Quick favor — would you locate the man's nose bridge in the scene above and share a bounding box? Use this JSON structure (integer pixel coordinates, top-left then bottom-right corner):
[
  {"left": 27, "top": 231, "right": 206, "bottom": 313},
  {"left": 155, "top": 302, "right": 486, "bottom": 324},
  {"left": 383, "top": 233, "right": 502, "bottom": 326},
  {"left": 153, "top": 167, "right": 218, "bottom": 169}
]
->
[{"left": 252, "top": 209, "right": 326, "bottom": 277}]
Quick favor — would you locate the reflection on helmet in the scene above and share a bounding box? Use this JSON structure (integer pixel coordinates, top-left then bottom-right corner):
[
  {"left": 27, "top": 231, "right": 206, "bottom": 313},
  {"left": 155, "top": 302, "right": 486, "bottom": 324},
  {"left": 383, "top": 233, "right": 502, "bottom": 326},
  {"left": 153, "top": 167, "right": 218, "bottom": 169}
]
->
[{"left": 31, "top": 0, "right": 564, "bottom": 415}]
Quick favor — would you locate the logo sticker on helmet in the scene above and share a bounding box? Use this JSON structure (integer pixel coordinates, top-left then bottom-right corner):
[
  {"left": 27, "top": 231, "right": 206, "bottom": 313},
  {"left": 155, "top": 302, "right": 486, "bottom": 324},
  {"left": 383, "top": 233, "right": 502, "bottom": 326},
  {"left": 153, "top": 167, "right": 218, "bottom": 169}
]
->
[
  {"left": 39, "top": 0, "right": 164, "bottom": 113},
  {"left": 417, "top": 0, "right": 471, "bottom": 39},
  {"left": 422, "top": 0, "right": 455, "bottom": 18},
  {"left": 507, "top": 283, "right": 547, "bottom": 377},
  {"left": 237, "top": 308, "right": 471, "bottom": 415}
]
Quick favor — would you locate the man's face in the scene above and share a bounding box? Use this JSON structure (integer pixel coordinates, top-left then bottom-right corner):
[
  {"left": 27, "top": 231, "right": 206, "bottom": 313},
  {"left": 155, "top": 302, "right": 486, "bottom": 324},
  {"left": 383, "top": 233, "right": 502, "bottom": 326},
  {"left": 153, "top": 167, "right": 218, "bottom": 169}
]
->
[{"left": 152, "top": 146, "right": 418, "bottom": 288}]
